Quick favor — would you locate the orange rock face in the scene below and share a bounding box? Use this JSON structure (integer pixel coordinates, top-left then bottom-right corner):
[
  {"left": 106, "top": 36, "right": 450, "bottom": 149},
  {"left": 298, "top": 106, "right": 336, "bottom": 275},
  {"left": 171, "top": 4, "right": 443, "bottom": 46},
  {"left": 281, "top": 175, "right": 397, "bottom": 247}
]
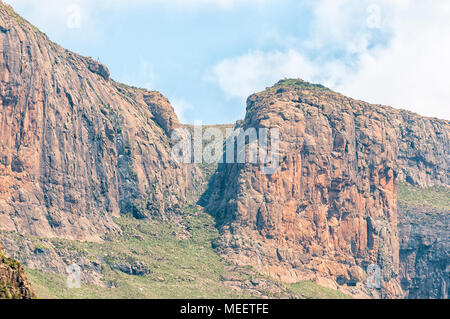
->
[
  {"left": 205, "top": 80, "right": 449, "bottom": 298},
  {"left": 0, "top": 3, "right": 200, "bottom": 242},
  {"left": 1, "top": 3, "right": 448, "bottom": 299}
]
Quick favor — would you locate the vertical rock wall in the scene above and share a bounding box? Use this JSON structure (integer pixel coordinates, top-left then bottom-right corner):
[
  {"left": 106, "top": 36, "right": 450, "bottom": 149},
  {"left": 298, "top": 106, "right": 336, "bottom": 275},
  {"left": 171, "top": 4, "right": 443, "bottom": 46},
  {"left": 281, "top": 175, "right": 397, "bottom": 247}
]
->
[{"left": 205, "top": 80, "right": 449, "bottom": 298}]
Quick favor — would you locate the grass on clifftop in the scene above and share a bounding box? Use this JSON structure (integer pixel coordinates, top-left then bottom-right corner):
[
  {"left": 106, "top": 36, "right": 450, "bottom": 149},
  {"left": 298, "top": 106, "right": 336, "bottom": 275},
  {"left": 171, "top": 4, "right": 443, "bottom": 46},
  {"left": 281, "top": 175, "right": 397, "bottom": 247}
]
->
[
  {"left": 271, "top": 79, "right": 331, "bottom": 92},
  {"left": 398, "top": 182, "right": 450, "bottom": 210}
]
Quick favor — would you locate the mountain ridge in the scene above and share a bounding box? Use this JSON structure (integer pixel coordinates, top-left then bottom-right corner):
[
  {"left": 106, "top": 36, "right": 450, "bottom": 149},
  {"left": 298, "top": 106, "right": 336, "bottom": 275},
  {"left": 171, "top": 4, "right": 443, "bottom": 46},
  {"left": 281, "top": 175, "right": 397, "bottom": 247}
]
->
[
  {"left": 0, "top": 2, "right": 448, "bottom": 299},
  {"left": 0, "top": 1, "right": 201, "bottom": 243}
]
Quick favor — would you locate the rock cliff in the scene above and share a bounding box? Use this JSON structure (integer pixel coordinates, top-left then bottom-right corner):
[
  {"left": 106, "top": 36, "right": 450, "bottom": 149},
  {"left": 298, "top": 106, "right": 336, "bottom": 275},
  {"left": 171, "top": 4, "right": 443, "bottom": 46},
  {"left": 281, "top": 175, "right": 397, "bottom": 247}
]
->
[
  {"left": 204, "top": 79, "right": 449, "bottom": 298},
  {"left": 0, "top": 2, "right": 200, "bottom": 242},
  {"left": 0, "top": 2, "right": 448, "bottom": 299},
  {"left": 397, "top": 183, "right": 449, "bottom": 299},
  {"left": 399, "top": 207, "right": 449, "bottom": 299}
]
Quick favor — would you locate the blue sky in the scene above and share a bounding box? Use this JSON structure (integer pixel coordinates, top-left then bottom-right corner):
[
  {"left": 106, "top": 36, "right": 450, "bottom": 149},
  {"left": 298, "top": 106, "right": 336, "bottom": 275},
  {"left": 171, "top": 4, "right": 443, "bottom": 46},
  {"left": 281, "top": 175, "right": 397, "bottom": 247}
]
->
[{"left": 6, "top": 0, "right": 450, "bottom": 123}]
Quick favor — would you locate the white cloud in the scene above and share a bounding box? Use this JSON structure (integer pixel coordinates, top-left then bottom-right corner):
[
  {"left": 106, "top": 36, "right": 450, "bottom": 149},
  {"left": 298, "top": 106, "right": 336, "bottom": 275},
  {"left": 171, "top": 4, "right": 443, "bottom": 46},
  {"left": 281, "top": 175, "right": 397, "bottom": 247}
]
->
[
  {"left": 170, "top": 98, "right": 193, "bottom": 123},
  {"left": 5, "top": 0, "right": 450, "bottom": 120},
  {"left": 210, "top": 0, "right": 450, "bottom": 120},
  {"left": 335, "top": 0, "right": 450, "bottom": 120},
  {"left": 208, "top": 50, "right": 318, "bottom": 101}
]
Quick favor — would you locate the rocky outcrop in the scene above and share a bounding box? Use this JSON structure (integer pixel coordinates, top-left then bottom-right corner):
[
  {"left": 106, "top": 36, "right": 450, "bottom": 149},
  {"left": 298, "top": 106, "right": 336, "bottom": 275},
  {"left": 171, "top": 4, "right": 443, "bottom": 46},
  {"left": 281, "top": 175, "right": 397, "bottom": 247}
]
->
[
  {"left": 86, "top": 57, "right": 110, "bottom": 81},
  {"left": 398, "top": 206, "right": 449, "bottom": 299},
  {"left": 0, "top": 241, "right": 35, "bottom": 299},
  {"left": 0, "top": 2, "right": 200, "bottom": 242},
  {"left": 204, "top": 79, "right": 449, "bottom": 298},
  {"left": 111, "top": 261, "right": 150, "bottom": 276},
  {"left": 396, "top": 115, "right": 449, "bottom": 188}
]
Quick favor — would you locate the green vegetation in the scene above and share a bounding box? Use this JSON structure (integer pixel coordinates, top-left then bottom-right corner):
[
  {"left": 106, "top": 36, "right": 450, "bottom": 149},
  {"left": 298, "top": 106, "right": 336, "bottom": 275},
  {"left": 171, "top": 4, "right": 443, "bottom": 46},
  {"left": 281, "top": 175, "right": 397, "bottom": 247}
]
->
[
  {"left": 0, "top": 250, "right": 27, "bottom": 299},
  {"left": 1, "top": 1, "right": 46, "bottom": 38},
  {"left": 21, "top": 205, "right": 348, "bottom": 299},
  {"left": 33, "top": 242, "right": 50, "bottom": 254},
  {"left": 128, "top": 164, "right": 138, "bottom": 181},
  {"left": 0, "top": 249, "right": 21, "bottom": 270},
  {"left": 86, "top": 78, "right": 93, "bottom": 90},
  {"left": 398, "top": 182, "right": 450, "bottom": 210},
  {"left": 115, "top": 82, "right": 134, "bottom": 100},
  {"left": 272, "top": 79, "right": 331, "bottom": 92},
  {"left": 25, "top": 208, "right": 255, "bottom": 299},
  {"left": 0, "top": 280, "right": 21, "bottom": 299},
  {"left": 2, "top": 2, "right": 29, "bottom": 26},
  {"left": 288, "top": 281, "right": 350, "bottom": 299}
]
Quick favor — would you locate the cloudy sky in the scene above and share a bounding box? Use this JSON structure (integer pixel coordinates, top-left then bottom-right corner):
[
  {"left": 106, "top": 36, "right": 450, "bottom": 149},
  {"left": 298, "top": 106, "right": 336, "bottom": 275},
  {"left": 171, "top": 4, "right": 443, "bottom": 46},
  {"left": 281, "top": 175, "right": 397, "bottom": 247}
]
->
[{"left": 5, "top": 0, "right": 450, "bottom": 123}]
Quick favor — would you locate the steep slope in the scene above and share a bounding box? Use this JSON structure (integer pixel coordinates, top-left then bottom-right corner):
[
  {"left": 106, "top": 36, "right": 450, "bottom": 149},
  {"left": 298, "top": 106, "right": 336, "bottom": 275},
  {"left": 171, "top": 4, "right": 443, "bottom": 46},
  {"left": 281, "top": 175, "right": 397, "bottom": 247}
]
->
[
  {"left": 397, "top": 183, "right": 449, "bottom": 299},
  {"left": 0, "top": 242, "right": 34, "bottom": 299},
  {"left": 204, "top": 79, "right": 449, "bottom": 298},
  {"left": 0, "top": 2, "right": 200, "bottom": 242},
  {"left": 11, "top": 207, "right": 350, "bottom": 299},
  {"left": 1, "top": 2, "right": 448, "bottom": 299}
]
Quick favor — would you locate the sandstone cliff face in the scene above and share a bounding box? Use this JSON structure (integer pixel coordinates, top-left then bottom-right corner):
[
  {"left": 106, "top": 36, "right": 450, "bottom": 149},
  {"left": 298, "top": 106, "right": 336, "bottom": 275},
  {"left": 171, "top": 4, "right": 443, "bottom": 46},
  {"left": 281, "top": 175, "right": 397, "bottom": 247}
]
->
[
  {"left": 396, "top": 114, "right": 449, "bottom": 188},
  {"left": 0, "top": 3, "right": 199, "bottom": 242},
  {"left": 1, "top": 2, "right": 448, "bottom": 299},
  {"left": 205, "top": 79, "right": 449, "bottom": 298},
  {"left": 0, "top": 241, "right": 34, "bottom": 299}
]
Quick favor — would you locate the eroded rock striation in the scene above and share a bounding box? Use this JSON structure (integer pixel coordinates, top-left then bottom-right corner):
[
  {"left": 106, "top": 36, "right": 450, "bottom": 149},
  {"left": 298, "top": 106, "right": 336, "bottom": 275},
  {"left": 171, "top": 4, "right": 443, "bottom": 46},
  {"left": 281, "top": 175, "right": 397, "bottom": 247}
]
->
[
  {"left": 0, "top": 2, "right": 200, "bottom": 242},
  {"left": 204, "top": 79, "right": 449, "bottom": 298}
]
